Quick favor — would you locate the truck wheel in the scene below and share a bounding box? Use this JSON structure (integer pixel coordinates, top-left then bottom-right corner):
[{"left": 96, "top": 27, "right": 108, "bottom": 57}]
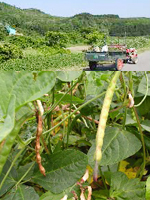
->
[
  {"left": 89, "top": 61, "right": 97, "bottom": 70},
  {"left": 132, "top": 57, "right": 138, "bottom": 64},
  {"left": 115, "top": 58, "right": 124, "bottom": 71},
  {"left": 123, "top": 59, "right": 127, "bottom": 63}
]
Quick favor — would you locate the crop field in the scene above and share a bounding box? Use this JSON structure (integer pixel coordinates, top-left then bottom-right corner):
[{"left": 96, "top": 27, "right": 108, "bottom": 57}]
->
[
  {"left": 1, "top": 2, "right": 150, "bottom": 70},
  {"left": 0, "top": 36, "right": 150, "bottom": 71},
  {"left": 0, "top": 50, "right": 87, "bottom": 71}
]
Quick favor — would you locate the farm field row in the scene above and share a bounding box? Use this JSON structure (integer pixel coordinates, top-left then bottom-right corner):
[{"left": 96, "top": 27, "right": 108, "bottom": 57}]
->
[{"left": 0, "top": 36, "right": 150, "bottom": 70}]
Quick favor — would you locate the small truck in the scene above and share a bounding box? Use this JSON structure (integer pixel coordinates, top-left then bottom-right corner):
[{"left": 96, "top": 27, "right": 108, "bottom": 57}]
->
[{"left": 85, "top": 44, "right": 138, "bottom": 71}]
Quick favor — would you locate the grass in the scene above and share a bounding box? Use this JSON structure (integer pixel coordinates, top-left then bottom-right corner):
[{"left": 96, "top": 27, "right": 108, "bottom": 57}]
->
[{"left": 138, "top": 46, "right": 150, "bottom": 53}]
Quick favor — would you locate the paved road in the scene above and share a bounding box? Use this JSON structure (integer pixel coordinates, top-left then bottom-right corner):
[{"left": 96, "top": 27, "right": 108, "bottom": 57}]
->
[
  {"left": 83, "top": 50, "right": 150, "bottom": 71},
  {"left": 67, "top": 46, "right": 150, "bottom": 71},
  {"left": 122, "top": 51, "right": 150, "bottom": 71}
]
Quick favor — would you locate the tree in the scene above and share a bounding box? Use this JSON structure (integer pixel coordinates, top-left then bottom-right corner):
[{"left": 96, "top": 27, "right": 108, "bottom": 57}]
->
[
  {"left": 45, "top": 31, "right": 69, "bottom": 47},
  {"left": 85, "top": 31, "right": 105, "bottom": 46}
]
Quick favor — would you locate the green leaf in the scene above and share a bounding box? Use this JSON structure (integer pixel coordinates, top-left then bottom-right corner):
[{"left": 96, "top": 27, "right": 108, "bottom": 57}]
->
[
  {"left": 135, "top": 97, "right": 150, "bottom": 115},
  {"left": 0, "top": 160, "right": 18, "bottom": 197},
  {"left": 85, "top": 72, "right": 107, "bottom": 96},
  {"left": 55, "top": 93, "right": 83, "bottom": 104},
  {"left": 141, "top": 120, "right": 150, "bottom": 132},
  {"left": 138, "top": 74, "right": 150, "bottom": 96},
  {"left": 146, "top": 176, "right": 150, "bottom": 200},
  {"left": 92, "top": 190, "right": 109, "bottom": 200},
  {"left": 125, "top": 114, "right": 137, "bottom": 125},
  {"left": 17, "top": 162, "right": 35, "bottom": 181},
  {"left": 106, "top": 172, "right": 146, "bottom": 200},
  {"left": 40, "top": 191, "right": 64, "bottom": 200},
  {"left": 0, "top": 95, "right": 16, "bottom": 142},
  {"left": 88, "top": 127, "right": 142, "bottom": 167},
  {"left": 56, "top": 71, "right": 82, "bottom": 82},
  {"left": 40, "top": 184, "right": 80, "bottom": 200},
  {"left": 32, "top": 149, "right": 88, "bottom": 193},
  {"left": 2, "top": 185, "right": 39, "bottom": 200},
  {"left": 0, "top": 72, "right": 56, "bottom": 142},
  {"left": 0, "top": 72, "right": 56, "bottom": 117}
]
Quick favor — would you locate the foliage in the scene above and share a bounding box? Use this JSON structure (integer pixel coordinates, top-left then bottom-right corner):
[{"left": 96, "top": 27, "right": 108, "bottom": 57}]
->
[
  {"left": 5, "top": 35, "right": 46, "bottom": 48},
  {"left": 0, "top": 25, "right": 7, "bottom": 40},
  {"left": 1, "top": 2, "right": 150, "bottom": 37},
  {"left": 146, "top": 177, "right": 150, "bottom": 199},
  {"left": 0, "top": 2, "right": 150, "bottom": 69},
  {"left": 0, "top": 52, "right": 86, "bottom": 70},
  {"left": 67, "top": 31, "right": 84, "bottom": 44},
  {"left": 0, "top": 43, "right": 23, "bottom": 62},
  {"left": 45, "top": 31, "right": 69, "bottom": 47},
  {"left": 85, "top": 31, "right": 105, "bottom": 45},
  {"left": 37, "top": 46, "right": 71, "bottom": 55},
  {"left": 0, "top": 71, "right": 150, "bottom": 200},
  {"left": 110, "top": 36, "right": 150, "bottom": 49},
  {"left": 1, "top": 35, "right": 149, "bottom": 70}
]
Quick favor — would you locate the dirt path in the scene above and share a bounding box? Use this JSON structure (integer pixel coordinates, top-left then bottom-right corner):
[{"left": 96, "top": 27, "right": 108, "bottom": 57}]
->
[{"left": 66, "top": 45, "right": 90, "bottom": 52}]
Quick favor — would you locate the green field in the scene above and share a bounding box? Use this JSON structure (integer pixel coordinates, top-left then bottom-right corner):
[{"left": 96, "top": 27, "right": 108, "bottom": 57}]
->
[
  {"left": 0, "top": 36, "right": 150, "bottom": 71},
  {"left": 0, "top": 2, "right": 150, "bottom": 70},
  {"left": 0, "top": 50, "right": 87, "bottom": 71}
]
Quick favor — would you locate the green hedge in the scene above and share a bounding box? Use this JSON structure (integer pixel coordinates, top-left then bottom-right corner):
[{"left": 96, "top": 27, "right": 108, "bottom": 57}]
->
[{"left": 0, "top": 43, "right": 23, "bottom": 62}]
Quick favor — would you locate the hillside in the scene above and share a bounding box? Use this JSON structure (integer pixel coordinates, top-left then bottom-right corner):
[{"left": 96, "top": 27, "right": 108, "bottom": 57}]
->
[{"left": 0, "top": 2, "right": 150, "bottom": 36}]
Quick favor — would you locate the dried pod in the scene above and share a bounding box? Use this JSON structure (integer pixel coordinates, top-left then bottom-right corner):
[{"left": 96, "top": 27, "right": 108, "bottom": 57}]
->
[
  {"left": 71, "top": 191, "right": 78, "bottom": 200},
  {"left": 61, "top": 195, "right": 68, "bottom": 200},
  {"left": 80, "top": 190, "right": 86, "bottom": 200},
  {"left": 35, "top": 113, "right": 46, "bottom": 176},
  {"left": 87, "top": 186, "right": 92, "bottom": 200},
  {"left": 39, "top": 164, "right": 46, "bottom": 176},
  {"left": 128, "top": 93, "right": 134, "bottom": 108},
  {"left": 81, "top": 169, "right": 89, "bottom": 183},
  {"left": 37, "top": 100, "right": 44, "bottom": 116}
]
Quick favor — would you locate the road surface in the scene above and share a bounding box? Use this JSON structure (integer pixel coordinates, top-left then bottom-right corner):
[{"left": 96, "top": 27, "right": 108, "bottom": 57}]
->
[
  {"left": 83, "top": 50, "right": 150, "bottom": 71},
  {"left": 122, "top": 50, "right": 150, "bottom": 71},
  {"left": 67, "top": 46, "right": 150, "bottom": 71},
  {"left": 66, "top": 45, "right": 90, "bottom": 53}
]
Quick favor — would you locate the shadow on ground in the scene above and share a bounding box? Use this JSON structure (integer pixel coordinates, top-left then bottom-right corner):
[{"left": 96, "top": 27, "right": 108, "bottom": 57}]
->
[{"left": 83, "top": 64, "right": 117, "bottom": 71}]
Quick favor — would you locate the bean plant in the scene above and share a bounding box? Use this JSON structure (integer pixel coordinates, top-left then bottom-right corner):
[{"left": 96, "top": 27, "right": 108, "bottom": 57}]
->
[{"left": 0, "top": 71, "right": 150, "bottom": 200}]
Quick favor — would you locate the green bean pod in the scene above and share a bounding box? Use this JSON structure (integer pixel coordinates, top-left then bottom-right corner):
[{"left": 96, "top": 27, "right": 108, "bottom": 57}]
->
[
  {"left": 0, "top": 113, "right": 32, "bottom": 175},
  {"left": 94, "top": 72, "right": 121, "bottom": 181}
]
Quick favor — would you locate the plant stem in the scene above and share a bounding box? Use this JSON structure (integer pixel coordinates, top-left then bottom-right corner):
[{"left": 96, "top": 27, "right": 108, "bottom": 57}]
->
[
  {"left": 26, "top": 91, "right": 106, "bottom": 144},
  {"left": 120, "top": 72, "right": 126, "bottom": 95},
  {"left": 42, "top": 92, "right": 106, "bottom": 136},
  {"left": 129, "top": 72, "right": 134, "bottom": 96},
  {"left": 15, "top": 162, "right": 35, "bottom": 188},
  {"left": 99, "top": 166, "right": 108, "bottom": 191},
  {"left": 122, "top": 107, "right": 127, "bottom": 130},
  {"left": 46, "top": 86, "right": 55, "bottom": 153},
  {"left": 45, "top": 79, "right": 79, "bottom": 115},
  {"left": 0, "top": 148, "right": 25, "bottom": 189},
  {"left": 133, "top": 106, "right": 146, "bottom": 179},
  {"left": 134, "top": 72, "right": 149, "bottom": 107},
  {"left": 67, "top": 81, "right": 73, "bottom": 148}
]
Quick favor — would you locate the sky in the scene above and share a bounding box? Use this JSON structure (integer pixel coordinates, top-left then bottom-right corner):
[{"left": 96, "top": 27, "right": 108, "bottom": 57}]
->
[{"left": 1, "top": 0, "right": 150, "bottom": 18}]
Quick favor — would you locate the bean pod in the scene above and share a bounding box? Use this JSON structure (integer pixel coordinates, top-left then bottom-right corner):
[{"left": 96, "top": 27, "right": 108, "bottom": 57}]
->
[{"left": 94, "top": 72, "right": 121, "bottom": 181}]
